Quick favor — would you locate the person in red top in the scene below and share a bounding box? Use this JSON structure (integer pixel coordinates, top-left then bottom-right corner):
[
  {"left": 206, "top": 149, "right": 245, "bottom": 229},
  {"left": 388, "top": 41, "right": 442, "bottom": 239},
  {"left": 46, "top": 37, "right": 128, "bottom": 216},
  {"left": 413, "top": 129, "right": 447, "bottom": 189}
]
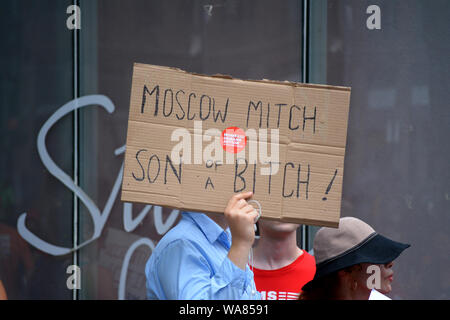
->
[{"left": 251, "top": 220, "right": 316, "bottom": 300}]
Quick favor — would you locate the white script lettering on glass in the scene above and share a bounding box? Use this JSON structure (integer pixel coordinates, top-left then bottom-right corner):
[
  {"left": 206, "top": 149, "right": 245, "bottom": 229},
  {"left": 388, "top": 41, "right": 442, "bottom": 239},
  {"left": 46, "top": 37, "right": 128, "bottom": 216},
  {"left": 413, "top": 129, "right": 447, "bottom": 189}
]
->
[{"left": 16, "top": 95, "right": 180, "bottom": 298}]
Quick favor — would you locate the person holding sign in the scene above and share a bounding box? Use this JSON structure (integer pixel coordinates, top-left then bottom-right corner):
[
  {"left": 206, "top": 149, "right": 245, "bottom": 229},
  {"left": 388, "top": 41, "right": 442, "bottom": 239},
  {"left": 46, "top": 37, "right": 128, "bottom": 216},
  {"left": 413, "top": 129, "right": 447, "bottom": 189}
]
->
[
  {"left": 145, "top": 192, "right": 261, "bottom": 300},
  {"left": 251, "top": 221, "right": 316, "bottom": 300},
  {"left": 299, "top": 217, "right": 410, "bottom": 300}
]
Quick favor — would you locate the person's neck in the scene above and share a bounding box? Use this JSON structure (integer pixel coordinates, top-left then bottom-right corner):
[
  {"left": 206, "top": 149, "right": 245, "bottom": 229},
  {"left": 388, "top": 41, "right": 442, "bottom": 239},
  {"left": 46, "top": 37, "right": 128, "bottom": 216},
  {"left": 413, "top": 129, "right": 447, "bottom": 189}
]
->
[{"left": 252, "top": 230, "right": 302, "bottom": 270}]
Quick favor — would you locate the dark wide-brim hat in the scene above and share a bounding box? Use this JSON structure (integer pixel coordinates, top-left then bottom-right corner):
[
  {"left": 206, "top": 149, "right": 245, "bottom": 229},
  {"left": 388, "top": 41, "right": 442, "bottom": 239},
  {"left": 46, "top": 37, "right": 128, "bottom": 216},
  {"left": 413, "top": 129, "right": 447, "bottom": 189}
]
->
[{"left": 309, "top": 217, "right": 410, "bottom": 282}]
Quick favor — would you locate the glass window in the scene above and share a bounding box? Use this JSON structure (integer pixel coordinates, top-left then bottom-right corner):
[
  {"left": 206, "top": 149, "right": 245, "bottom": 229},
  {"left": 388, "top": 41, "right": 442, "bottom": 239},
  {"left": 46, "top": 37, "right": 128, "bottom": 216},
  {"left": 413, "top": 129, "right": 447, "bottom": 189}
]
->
[
  {"left": 309, "top": 0, "right": 450, "bottom": 299},
  {"left": 0, "top": 0, "right": 74, "bottom": 299},
  {"left": 78, "top": 0, "right": 303, "bottom": 299},
  {"left": 3, "top": 0, "right": 448, "bottom": 300}
]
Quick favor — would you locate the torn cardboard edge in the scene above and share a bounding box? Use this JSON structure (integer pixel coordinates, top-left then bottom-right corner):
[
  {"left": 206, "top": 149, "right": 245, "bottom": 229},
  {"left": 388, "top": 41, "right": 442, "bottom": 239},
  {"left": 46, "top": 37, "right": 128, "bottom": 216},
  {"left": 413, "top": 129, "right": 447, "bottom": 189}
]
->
[{"left": 135, "top": 62, "right": 351, "bottom": 92}]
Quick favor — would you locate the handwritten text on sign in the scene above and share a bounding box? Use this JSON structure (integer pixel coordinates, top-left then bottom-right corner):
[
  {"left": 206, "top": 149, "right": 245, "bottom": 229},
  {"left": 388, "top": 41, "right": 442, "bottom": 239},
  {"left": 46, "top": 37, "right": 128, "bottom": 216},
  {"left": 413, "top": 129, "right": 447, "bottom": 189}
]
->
[{"left": 121, "top": 64, "right": 351, "bottom": 227}]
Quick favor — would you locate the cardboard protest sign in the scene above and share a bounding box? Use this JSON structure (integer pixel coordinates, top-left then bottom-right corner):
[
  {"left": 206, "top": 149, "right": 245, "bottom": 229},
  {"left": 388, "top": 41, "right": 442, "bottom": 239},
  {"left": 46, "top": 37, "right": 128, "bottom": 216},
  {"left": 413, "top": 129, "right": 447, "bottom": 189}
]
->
[{"left": 121, "top": 63, "right": 351, "bottom": 227}]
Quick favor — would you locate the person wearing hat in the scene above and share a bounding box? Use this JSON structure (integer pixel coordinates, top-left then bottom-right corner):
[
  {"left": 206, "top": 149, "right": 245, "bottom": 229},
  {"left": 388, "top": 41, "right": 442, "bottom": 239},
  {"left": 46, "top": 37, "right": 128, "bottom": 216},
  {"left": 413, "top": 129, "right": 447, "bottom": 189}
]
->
[{"left": 300, "top": 217, "right": 410, "bottom": 300}]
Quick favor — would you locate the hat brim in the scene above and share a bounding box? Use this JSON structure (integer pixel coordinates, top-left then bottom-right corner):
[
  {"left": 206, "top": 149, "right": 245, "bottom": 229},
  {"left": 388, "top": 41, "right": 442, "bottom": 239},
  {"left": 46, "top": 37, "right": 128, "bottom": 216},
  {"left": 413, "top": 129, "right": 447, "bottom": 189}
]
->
[{"left": 311, "top": 234, "right": 410, "bottom": 281}]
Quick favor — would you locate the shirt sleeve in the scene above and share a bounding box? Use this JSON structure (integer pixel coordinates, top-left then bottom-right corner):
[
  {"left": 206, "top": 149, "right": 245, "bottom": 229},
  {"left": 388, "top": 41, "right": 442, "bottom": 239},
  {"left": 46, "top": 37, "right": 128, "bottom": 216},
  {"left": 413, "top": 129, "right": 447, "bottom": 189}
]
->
[{"left": 154, "top": 239, "right": 260, "bottom": 300}]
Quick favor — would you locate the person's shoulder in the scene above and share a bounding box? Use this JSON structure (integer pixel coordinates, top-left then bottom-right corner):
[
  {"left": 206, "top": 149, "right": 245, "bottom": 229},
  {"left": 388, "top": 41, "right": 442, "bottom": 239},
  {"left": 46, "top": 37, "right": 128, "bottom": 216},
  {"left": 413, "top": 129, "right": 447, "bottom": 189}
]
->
[
  {"left": 300, "top": 250, "right": 317, "bottom": 274},
  {"left": 152, "top": 215, "right": 205, "bottom": 252},
  {"left": 146, "top": 219, "right": 198, "bottom": 269},
  {"left": 302, "top": 250, "right": 316, "bottom": 262},
  {"left": 295, "top": 249, "right": 316, "bottom": 269}
]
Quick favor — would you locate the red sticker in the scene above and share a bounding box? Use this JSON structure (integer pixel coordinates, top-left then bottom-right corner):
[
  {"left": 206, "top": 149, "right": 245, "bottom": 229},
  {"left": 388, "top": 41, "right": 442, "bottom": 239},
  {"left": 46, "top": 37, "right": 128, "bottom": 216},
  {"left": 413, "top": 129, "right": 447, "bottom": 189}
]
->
[{"left": 221, "top": 127, "right": 247, "bottom": 154}]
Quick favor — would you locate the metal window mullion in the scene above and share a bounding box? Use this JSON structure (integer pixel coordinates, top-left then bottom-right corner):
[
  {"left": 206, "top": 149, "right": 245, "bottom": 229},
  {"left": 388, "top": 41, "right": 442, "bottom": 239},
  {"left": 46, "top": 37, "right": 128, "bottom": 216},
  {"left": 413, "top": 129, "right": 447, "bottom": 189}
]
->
[
  {"left": 72, "top": 0, "right": 80, "bottom": 301},
  {"left": 301, "top": 0, "right": 310, "bottom": 251}
]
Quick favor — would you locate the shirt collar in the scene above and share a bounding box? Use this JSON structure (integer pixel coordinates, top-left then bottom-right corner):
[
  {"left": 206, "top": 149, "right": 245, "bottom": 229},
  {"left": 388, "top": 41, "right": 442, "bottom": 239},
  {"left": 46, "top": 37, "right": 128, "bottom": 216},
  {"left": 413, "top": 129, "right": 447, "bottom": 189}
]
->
[{"left": 182, "top": 211, "right": 231, "bottom": 248}]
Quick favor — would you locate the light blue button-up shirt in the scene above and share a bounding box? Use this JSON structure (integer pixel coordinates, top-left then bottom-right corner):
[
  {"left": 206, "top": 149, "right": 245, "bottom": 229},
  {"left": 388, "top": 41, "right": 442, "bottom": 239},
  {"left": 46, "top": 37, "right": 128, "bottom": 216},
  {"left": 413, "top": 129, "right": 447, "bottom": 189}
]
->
[{"left": 145, "top": 211, "right": 261, "bottom": 300}]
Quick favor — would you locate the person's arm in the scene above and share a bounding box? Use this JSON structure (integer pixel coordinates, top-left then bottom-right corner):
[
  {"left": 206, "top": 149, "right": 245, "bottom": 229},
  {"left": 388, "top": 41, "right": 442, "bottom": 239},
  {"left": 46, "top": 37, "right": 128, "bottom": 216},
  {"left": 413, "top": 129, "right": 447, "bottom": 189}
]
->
[
  {"left": 154, "top": 239, "right": 258, "bottom": 300},
  {"left": 153, "top": 192, "right": 259, "bottom": 300},
  {"left": 225, "top": 192, "right": 258, "bottom": 270}
]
